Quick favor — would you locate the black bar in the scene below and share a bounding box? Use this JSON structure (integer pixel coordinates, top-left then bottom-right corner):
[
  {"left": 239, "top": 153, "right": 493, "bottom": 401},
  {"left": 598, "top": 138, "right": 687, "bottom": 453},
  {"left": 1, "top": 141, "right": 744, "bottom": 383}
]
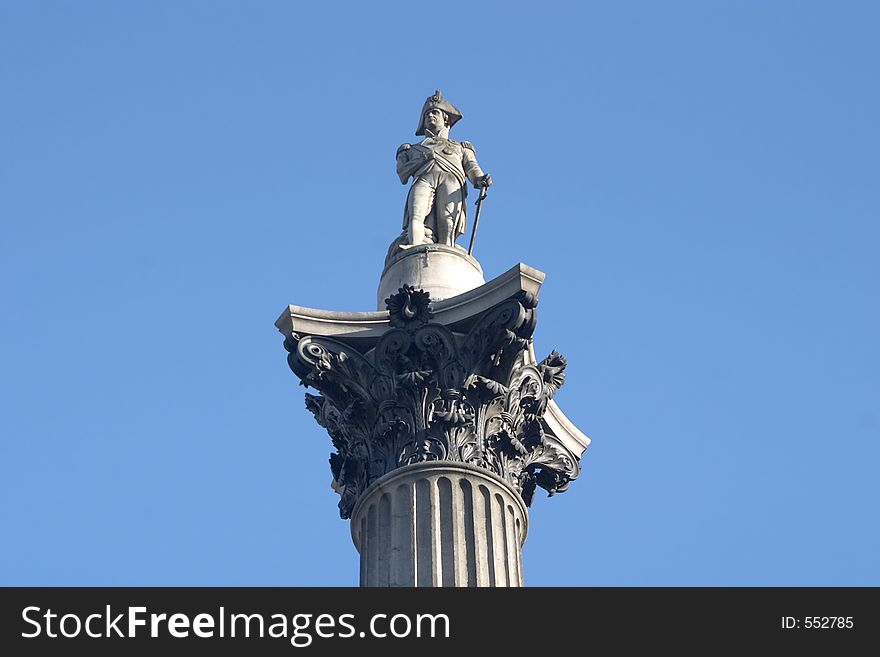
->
[{"left": 1, "top": 587, "right": 876, "bottom": 654}]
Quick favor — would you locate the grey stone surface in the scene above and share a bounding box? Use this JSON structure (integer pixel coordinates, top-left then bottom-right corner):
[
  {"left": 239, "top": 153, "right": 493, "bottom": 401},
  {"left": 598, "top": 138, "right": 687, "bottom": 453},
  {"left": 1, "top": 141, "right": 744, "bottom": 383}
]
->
[
  {"left": 377, "top": 243, "right": 484, "bottom": 310},
  {"left": 386, "top": 91, "right": 492, "bottom": 256},
  {"left": 351, "top": 461, "right": 527, "bottom": 587},
  {"left": 276, "top": 262, "right": 547, "bottom": 346}
]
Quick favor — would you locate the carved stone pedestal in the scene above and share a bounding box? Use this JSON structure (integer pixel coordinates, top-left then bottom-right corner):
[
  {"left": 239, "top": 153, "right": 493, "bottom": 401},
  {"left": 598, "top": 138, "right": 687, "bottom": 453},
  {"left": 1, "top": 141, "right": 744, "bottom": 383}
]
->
[
  {"left": 352, "top": 461, "right": 527, "bottom": 587},
  {"left": 377, "top": 244, "right": 484, "bottom": 310}
]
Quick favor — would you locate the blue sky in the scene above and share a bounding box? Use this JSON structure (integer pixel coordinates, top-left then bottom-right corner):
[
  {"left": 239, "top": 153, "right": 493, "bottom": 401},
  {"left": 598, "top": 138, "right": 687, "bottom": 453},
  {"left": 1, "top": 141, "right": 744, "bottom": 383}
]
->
[{"left": 2, "top": 1, "right": 877, "bottom": 585}]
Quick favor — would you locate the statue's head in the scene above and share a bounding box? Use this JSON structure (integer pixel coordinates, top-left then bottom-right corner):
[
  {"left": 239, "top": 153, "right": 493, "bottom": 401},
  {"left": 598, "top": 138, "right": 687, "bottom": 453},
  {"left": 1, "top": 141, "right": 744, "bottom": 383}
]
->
[
  {"left": 416, "top": 90, "right": 462, "bottom": 136},
  {"left": 423, "top": 108, "right": 448, "bottom": 134}
]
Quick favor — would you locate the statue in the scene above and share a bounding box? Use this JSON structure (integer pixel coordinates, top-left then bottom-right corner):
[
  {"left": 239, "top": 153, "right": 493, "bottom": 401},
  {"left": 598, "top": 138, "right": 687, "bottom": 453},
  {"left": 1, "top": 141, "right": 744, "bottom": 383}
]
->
[{"left": 390, "top": 90, "right": 492, "bottom": 254}]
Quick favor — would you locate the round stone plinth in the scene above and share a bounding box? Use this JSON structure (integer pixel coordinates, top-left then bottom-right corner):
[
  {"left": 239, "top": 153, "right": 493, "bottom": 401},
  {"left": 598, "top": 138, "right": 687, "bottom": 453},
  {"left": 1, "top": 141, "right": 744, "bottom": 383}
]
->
[
  {"left": 377, "top": 244, "right": 485, "bottom": 310},
  {"left": 351, "top": 461, "right": 528, "bottom": 587}
]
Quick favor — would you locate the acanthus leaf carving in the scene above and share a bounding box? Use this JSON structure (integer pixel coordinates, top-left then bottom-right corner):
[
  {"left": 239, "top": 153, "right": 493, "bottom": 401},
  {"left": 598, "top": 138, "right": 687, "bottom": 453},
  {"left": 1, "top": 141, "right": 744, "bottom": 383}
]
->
[{"left": 286, "top": 287, "right": 579, "bottom": 519}]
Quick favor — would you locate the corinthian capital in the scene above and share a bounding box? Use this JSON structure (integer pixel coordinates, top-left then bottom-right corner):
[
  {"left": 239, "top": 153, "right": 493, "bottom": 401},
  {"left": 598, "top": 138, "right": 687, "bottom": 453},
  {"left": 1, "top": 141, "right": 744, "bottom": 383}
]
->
[{"left": 285, "top": 286, "right": 580, "bottom": 519}]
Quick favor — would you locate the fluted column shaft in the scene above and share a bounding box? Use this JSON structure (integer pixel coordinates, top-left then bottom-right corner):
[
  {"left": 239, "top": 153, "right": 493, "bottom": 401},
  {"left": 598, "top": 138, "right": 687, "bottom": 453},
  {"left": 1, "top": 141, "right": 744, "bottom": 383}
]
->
[{"left": 350, "top": 461, "right": 528, "bottom": 587}]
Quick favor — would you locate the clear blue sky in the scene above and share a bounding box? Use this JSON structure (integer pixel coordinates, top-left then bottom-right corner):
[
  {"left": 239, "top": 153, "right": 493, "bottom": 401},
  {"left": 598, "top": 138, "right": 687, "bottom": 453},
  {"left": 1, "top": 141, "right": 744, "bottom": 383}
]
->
[{"left": 2, "top": 1, "right": 877, "bottom": 586}]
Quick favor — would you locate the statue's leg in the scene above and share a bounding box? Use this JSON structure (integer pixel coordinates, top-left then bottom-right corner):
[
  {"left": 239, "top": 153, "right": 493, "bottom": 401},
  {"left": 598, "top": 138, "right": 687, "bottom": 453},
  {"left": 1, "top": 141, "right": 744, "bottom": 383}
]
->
[
  {"left": 407, "top": 176, "right": 436, "bottom": 245},
  {"left": 435, "top": 175, "right": 463, "bottom": 245}
]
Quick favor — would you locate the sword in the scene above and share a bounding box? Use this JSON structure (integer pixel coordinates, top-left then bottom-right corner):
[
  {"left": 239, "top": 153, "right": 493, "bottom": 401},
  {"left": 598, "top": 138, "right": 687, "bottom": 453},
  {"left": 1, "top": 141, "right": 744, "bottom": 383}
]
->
[{"left": 467, "top": 185, "right": 488, "bottom": 257}]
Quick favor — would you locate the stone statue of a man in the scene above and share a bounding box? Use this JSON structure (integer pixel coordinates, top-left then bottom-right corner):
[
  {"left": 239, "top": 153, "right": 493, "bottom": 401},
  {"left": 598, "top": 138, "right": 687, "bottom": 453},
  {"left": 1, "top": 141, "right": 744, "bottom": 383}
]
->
[{"left": 394, "top": 90, "right": 492, "bottom": 249}]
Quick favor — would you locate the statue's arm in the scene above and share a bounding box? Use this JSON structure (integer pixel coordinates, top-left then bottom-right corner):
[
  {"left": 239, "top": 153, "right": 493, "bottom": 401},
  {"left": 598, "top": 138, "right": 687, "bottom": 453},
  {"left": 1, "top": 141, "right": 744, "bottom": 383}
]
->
[
  {"left": 461, "top": 141, "right": 491, "bottom": 188},
  {"left": 396, "top": 143, "right": 418, "bottom": 184}
]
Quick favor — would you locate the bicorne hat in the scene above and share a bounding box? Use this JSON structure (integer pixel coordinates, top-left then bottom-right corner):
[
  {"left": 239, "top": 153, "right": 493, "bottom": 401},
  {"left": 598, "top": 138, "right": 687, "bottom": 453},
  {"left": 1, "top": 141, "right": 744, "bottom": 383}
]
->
[{"left": 415, "top": 90, "right": 463, "bottom": 136}]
